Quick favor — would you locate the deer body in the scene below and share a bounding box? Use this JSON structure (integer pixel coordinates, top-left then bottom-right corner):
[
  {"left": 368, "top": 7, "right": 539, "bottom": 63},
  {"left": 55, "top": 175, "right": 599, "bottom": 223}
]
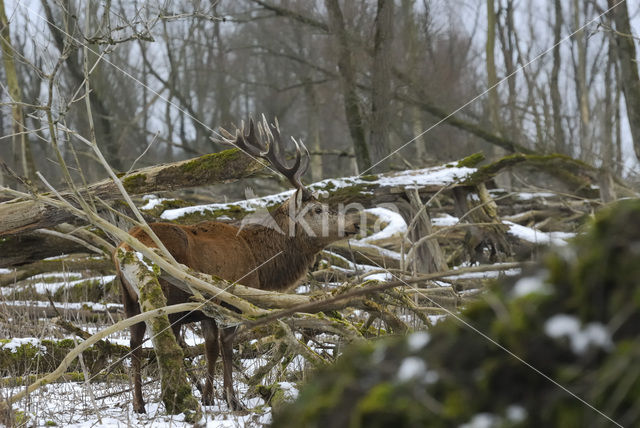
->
[{"left": 115, "top": 119, "right": 358, "bottom": 412}]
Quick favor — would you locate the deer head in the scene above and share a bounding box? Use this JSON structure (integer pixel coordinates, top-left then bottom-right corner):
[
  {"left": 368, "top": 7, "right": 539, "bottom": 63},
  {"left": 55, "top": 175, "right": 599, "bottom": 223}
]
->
[{"left": 218, "top": 116, "right": 360, "bottom": 244}]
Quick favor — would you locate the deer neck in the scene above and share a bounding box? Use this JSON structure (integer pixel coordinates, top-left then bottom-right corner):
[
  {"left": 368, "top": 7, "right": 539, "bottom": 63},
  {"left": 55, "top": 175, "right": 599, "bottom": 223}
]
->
[{"left": 240, "top": 210, "right": 321, "bottom": 291}]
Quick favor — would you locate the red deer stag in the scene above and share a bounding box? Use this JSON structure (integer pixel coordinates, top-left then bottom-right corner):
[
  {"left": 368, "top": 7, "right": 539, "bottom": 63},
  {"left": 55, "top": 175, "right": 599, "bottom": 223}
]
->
[{"left": 114, "top": 118, "right": 360, "bottom": 412}]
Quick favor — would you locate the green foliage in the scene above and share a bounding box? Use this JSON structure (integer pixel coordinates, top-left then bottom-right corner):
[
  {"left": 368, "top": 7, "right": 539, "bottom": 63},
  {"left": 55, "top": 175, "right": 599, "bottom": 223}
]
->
[{"left": 273, "top": 199, "right": 640, "bottom": 428}]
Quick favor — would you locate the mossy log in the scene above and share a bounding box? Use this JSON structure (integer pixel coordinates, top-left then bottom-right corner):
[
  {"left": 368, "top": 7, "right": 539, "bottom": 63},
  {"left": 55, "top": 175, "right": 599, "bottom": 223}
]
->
[
  {"left": 0, "top": 338, "right": 128, "bottom": 376},
  {"left": 1, "top": 303, "right": 118, "bottom": 321},
  {"left": 463, "top": 153, "right": 603, "bottom": 198},
  {"left": 0, "top": 372, "right": 129, "bottom": 388},
  {"left": 0, "top": 233, "right": 90, "bottom": 268},
  {"left": 0, "top": 257, "right": 114, "bottom": 287},
  {"left": 159, "top": 164, "right": 475, "bottom": 224},
  {"left": 0, "top": 148, "right": 264, "bottom": 237}
]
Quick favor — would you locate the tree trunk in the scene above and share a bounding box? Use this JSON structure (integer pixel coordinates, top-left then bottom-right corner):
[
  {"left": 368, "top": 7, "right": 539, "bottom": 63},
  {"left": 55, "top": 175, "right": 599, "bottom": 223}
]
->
[
  {"left": 368, "top": 0, "right": 394, "bottom": 173},
  {"left": 0, "top": 0, "right": 36, "bottom": 181},
  {"left": 301, "top": 76, "right": 324, "bottom": 181},
  {"left": 325, "top": 0, "right": 371, "bottom": 173},
  {"left": 0, "top": 148, "right": 264, "bottom": 237},
  {"left": 572, "top": 0, "right": 590, "bottom": 157},
  {"left": 608, "top": 0, "right": 640, "bottom": 161},
  {"left": 600, "top": 36, "right": 616, "bottom": 203},
  {"left": 41, "top": 0, "right": 119, "bottom": 171},
  {"left": 496, "top": 0, "right": 519, "bottom": 144},
  {"left": 213, "top": 2, "right": 231, "bottom": 127},
  {"left": 550, "top": 0, "right": 566, "bottom": 154},
  {"left": 485, "top": 0, "right": 501, "bottom": 137}
]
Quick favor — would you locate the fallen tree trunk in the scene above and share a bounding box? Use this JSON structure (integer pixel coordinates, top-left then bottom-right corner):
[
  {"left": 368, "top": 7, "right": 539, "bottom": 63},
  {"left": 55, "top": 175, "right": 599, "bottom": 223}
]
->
[
  {"left": 0, "top": 148, "right": 264, "bottom": 237},
  {"left": 0, "top": 233, "right": 90, "bottom": 267},
  {"left": 0, "top": 257, "right": 113, "bottom": 286}
]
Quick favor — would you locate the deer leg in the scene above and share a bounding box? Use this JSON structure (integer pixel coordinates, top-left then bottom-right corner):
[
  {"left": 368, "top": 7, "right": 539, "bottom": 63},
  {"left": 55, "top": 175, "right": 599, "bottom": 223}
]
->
[
  {"left": 170, "top": 321, "right": 187, "bottom": 349},
  {"left": 201, "top": 318, "right": 219, "bottom": 406},
  {"left": 220, "top": 326, "right": 244, "bottom": 410},
  {"left": 130, "top": 320, "right": 146, "bottom": 413},
  {"left": 121, "top": 285, "right": 147, "bottom": 414}
]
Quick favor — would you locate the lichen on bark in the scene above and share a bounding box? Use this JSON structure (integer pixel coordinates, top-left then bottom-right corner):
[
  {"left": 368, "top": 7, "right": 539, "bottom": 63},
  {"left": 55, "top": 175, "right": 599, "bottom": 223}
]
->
[{"left": 119, "top": 252, "right": 202, "bottom": 421}]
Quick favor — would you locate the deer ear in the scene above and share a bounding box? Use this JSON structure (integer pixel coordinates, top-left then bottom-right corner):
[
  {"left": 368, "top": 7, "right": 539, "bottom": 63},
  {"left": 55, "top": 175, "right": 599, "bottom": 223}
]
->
[{"left": 295, "top": 189, "right": 303, "bottom": 209}]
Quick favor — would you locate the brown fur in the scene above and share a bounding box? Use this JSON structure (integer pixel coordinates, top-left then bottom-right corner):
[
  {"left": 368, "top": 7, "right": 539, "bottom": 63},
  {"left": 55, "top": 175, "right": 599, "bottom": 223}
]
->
[{"left": 114, "top": 192, "right": 359, "bottom": 412}]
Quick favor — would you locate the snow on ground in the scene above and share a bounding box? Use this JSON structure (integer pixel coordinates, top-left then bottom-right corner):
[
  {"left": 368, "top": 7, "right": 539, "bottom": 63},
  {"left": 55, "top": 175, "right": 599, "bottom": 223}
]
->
[
  {"left": 4, "top": 381, "right": 272, "bottom": 427},
  {"left": 407, "top": 332, "right": 431, "bottom": 351},
  {"left": 278, "top": 382, "right": 299, "bottom": 401},
  {"left": 25, "top": 272, "right": 83, "bottom": 281},
  {"left": 396, "top": 356, "right": 427, "bottom": 381}
]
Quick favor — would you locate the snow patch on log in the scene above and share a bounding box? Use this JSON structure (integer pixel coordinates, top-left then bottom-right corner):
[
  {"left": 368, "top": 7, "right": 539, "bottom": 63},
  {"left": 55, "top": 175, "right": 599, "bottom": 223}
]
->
[
  {"left": 160, "top": 164, "right": 476, "bottom": 221},
  {"left": 505, "top": 221, "right": 575, "bottom": 246},
  {"left": 360, "top": 207, "right": 407, "bottom": 243}
]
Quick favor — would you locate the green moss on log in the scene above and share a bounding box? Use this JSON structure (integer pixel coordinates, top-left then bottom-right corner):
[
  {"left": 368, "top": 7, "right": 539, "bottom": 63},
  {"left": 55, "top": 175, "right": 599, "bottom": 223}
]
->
[
  {"left": 0, "top": 372, "right": 129, "bottom": 387},
  {"left": 456, "top": 152, "right": 485, "bottom": 168},
  {"left": 179, "top": 148, "right": 240, "bottom": 174},
  {"left": 51, "top": 277, "right": 117, "bottom": 302},
  {"left": 121, "top": 148, "right": 264, "bottom": 195},
  {"left": 0, "top": 339, "right": 130, "bottom": 375},
  {"left": 132, "top": 256, "right": 202, "bottom": 420},
  {"left": 464, "top": 153, "right": 598, "bottom": 197},
  {"left": 122, "top": 173, "right": 146, "bottom": 191}
]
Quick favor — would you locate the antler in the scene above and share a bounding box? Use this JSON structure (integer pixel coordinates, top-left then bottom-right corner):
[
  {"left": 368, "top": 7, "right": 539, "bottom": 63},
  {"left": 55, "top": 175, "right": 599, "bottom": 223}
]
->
[{"left": 217, "top": 116, "right": 312, "bottom": 199}]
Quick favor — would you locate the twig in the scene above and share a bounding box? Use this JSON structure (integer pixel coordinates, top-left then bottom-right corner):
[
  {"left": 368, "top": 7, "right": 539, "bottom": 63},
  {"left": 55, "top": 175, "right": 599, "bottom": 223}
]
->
[{"left": 237, "top": 262, "right": 526, "bottom": 334}]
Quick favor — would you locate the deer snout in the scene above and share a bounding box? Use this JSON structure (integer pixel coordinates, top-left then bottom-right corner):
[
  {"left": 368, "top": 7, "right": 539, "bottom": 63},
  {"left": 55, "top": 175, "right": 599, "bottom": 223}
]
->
[{"left": 344, "top": 214, "right": 361, "bottom": 236}]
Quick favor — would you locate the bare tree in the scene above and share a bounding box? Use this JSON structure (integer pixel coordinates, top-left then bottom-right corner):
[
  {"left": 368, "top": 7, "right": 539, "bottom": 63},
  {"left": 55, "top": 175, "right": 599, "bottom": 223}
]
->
[
  {"left": 608, "top": 0, "right": 640, "bottom": 162},
  {"left": 325, "top": 0, "right": 370, "bottom": 173},
  {"left": 550, "top": 0, "right": 566, "bottom": 154},
  {"left": 486, "top": 0, "right": 501, "bottom": 136},
  {"left": 368, "top": 0, "right": 394, "bottom": 173},
  {"left": 0, "top": 0, "right": 36, "bottom": 181}
]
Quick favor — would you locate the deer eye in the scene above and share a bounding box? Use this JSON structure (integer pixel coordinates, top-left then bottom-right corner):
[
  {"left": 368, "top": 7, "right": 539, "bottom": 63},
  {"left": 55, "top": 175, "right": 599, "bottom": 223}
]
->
[{"left": 314, "top": 206, "right": 323, "bottom": 214}]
